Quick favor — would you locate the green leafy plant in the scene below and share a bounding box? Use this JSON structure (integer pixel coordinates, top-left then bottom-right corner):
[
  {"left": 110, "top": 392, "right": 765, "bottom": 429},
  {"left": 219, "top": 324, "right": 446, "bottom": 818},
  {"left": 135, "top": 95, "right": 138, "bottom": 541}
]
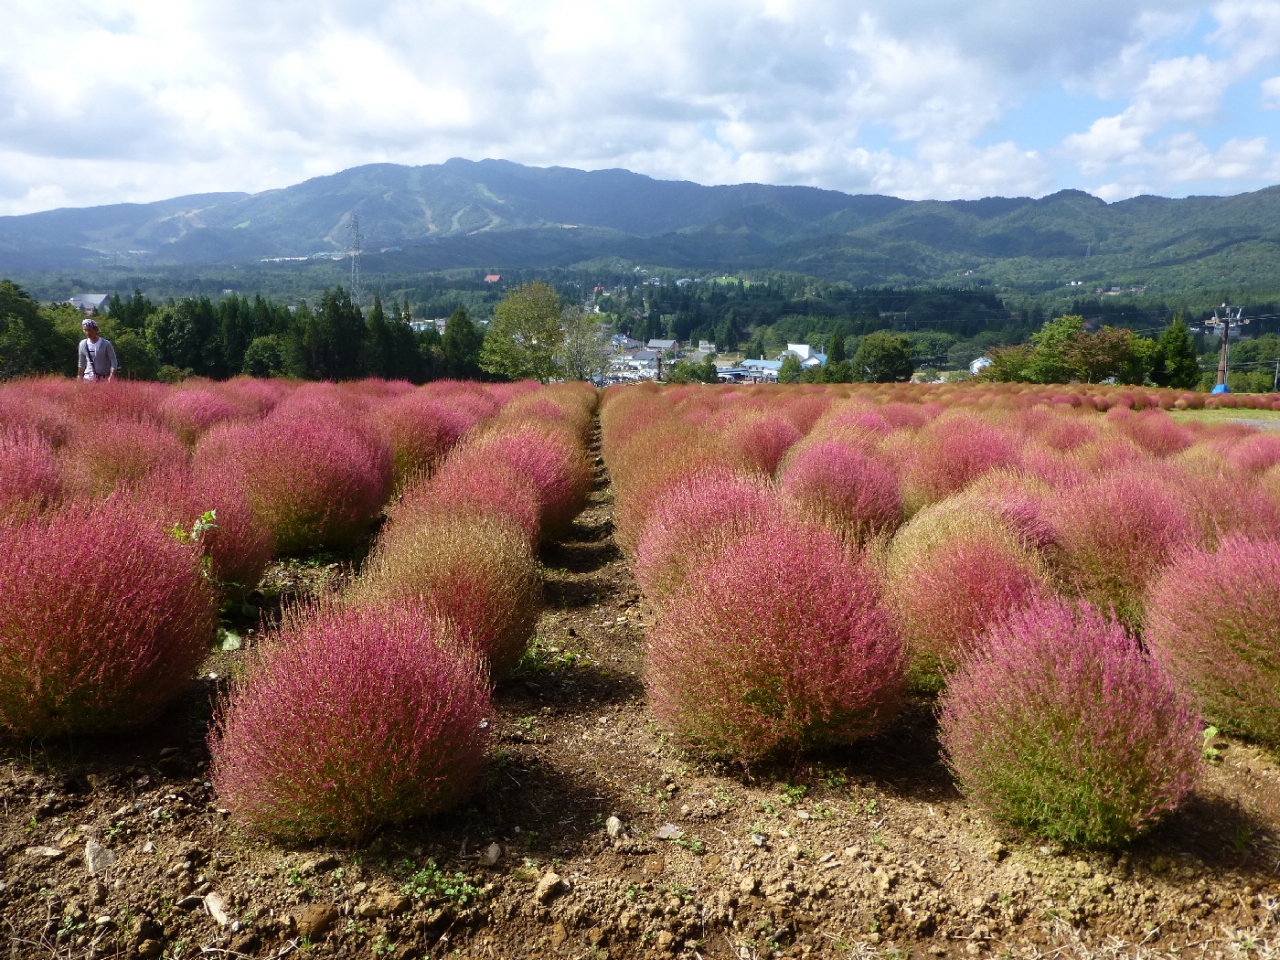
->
[
  {"left": 1202, "top": 726, "right": 1222, "bottom": 764},
  {"left": 402, "top": 860, "right": 479, "bottom": 907}
]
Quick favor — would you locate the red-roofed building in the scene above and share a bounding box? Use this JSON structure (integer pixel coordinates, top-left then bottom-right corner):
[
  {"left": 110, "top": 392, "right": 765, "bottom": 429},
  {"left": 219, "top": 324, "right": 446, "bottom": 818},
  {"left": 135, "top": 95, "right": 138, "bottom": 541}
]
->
[{"left": 483, "top": 274, "right": 502, "bottom": 283}]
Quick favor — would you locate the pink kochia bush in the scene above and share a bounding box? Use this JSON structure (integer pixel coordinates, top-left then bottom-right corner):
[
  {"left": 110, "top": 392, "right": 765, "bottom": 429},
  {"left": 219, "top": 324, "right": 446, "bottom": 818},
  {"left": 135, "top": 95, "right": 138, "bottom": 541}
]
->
[
  {"left": 59, "top": 417, "right": 190, "bottom": 497},
  {"left": 395, "top": 450, "right": 543, "bottom": 546},
  {"left": 466, "top": 422, "right": 592, "bottom": 537},
  {"left": 939, "top": 599, "right": 1200, "bottom": 847},
  {"left": 886, "top": 499, "right": 1049, "bottom": 685},
  {"left": 634, "top": 471, "right": 782, "bottom": 602},
  {"left": 723, "top": 412, "right": 803, "bottom": 476},
  {"left": 0, "top": 498, "right": 215, "bottom": 736},
  {"left": 355, "top": 514, "right": 541, "bottom": 676},
  {"left": 375, "top": 391, "right": 482, "bottom": 486},
  {"left": 194, "top": 406, "right": 392, "bottom": 554},
  {"left": 1048, "top": 467, "right": 1198, "bottom": 627},
  {"left": 159, "top": 388, "right": 243, "bottom": 445},
  {"left": 646, "top": 521, "right": 905, "bottom": 763},
  {"left": 0, "top": 428, "right": 62, "bottom": 522},
  {"left": 778, "top": 439, "right": 902, "bottom": 544},
  {"left": 209, "top": 601, "right": 489, "bottom": 842},
  {"left": 1146, "top": 536, "right": 1280, "bottom": 746},
  {"left": 137, "top": 466, "right": 275, "bottom": 598}
]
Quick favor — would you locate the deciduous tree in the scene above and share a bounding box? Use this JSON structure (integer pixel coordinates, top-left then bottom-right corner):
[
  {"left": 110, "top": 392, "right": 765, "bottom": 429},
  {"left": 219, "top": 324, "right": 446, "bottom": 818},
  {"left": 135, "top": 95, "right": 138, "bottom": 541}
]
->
[
  {"left": 481, "top": 282, "right": 564, "bottom": 382},
  {"left": 853, "top": 331, "right": 914, "bottom": 383}
]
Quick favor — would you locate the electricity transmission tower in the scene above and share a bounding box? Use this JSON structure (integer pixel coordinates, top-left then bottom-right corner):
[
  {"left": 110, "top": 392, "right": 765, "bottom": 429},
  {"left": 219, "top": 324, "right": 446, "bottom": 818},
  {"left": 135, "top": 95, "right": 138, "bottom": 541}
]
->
[
  {"left": 348, "top": 214, "right": 364, "bottom": 309},
  {"left": 1205, "top": 303, "right": 1247, "bottom": 394}
]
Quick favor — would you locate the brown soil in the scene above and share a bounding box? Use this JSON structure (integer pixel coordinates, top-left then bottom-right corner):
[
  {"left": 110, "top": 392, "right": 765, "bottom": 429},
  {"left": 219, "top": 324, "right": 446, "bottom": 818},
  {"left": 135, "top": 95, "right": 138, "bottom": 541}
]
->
[{"left": 4, "top": 424, "right": 1280, "bottom": 960}]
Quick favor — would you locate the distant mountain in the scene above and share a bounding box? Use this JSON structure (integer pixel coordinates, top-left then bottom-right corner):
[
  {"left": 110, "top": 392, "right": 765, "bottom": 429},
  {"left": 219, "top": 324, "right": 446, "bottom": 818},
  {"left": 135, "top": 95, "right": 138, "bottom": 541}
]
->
[{"left": 2, "top": 158, "right": 1279, "bottom": 291}]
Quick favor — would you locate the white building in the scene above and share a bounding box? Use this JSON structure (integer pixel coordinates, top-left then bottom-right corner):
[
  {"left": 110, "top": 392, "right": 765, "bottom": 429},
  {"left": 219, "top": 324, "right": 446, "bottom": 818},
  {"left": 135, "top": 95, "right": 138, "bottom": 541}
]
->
[
  {"left": 969, "top": 356, "right": 994, "bottom": 376},
  {"left": 776, "top": 343, "right": 828, "bottom": 369},
  {"left": 68, "top": 293, "right": 110, "bottom": 314}
]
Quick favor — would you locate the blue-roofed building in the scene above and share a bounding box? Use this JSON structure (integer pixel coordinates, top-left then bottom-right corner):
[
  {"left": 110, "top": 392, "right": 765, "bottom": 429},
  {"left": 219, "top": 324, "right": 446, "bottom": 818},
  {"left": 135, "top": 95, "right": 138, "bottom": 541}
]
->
[{"left": 742, "top": 358, "right": 784, "bottom": 381}]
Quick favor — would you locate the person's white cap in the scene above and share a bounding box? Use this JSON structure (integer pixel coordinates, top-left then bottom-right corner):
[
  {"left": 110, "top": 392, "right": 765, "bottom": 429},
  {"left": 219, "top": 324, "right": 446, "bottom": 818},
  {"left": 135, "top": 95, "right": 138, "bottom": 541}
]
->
[{"left": 82, "top": 318, "right": 98, "bottom": 328}]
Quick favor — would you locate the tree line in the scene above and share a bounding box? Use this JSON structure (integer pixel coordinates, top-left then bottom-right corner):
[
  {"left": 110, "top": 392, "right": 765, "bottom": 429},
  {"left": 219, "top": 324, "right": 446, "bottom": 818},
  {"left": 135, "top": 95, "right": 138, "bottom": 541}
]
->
[
  {"left": 0, "top": 281, "right": 491, "bottom": 383},
  {"left": 0, "top": 279, "right": 608, "bottom": 385},
  {"left": 978, "top": 315, "right": 1200, "bottom": 389}
]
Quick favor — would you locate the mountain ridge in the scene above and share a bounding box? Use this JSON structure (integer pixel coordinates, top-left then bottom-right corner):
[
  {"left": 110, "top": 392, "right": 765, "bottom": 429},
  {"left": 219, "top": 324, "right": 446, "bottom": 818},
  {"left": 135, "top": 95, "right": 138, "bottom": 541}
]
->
[{"left": 2, "top": 159, "right": 1278, "bottom": 292}]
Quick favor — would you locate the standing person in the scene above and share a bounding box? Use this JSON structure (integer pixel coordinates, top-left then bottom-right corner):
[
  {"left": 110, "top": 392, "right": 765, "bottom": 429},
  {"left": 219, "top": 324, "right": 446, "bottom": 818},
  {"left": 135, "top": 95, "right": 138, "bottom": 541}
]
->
[{"left": 77, "top": 319, "right": 118, "bottom": 382}]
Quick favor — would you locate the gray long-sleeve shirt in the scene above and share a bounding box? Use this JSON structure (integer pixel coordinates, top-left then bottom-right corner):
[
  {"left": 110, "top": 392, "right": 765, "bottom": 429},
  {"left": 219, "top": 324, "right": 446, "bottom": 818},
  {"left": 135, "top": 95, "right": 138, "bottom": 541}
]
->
[{"left": 78, "top": 337, "right": 118, "bottom": 379}]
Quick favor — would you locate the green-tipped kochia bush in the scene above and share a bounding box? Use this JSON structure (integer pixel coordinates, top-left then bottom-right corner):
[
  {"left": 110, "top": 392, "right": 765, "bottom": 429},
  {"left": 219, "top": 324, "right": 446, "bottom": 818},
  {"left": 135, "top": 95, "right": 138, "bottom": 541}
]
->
[
  {"left": 646, "top": 520, "right": 905, "bottom": 763},
  {"left": 1146, "top": 535, "right": 1280, "bottom": 746},
  {"left": 209, "top": 601, "right": 490, "bottom": 842},
  {"left": 939, "top": 599, "right": 1200, "bottom": 847},
  {"left": 355, "top": 514, "right": 541, "bottom": 676}
]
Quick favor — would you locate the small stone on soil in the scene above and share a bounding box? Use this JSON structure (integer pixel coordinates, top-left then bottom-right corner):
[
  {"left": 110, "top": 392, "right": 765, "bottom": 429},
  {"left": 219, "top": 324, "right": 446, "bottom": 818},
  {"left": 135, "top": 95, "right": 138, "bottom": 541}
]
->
[{"left": 535, "top": 872, "right": 567, "bottom": 903}]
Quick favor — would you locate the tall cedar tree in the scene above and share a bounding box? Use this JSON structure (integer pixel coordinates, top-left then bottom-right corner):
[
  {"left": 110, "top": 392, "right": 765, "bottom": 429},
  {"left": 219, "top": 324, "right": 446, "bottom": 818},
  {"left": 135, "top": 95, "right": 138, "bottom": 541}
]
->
[
  {"left": 1151, "top": 316, "right": 1200, "bottom": 389},
  {"left": 0, "top": 281, "right": 69, "bottom": 379},
  {"left": 825, "top": 330, "right": 852, "bottom": 383},
  {"left": 442, "top": 308, "right": 485, "bottom": 379}
]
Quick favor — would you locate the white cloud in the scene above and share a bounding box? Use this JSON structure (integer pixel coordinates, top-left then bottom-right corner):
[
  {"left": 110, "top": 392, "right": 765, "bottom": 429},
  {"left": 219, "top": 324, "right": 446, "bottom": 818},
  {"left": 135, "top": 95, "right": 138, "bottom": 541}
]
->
[
  {"left": 1264, "top": 76, "right": 1280, "bottom": 108},
  {"left": 0, "top": 0, "right": 1276, "bottom": 216}
]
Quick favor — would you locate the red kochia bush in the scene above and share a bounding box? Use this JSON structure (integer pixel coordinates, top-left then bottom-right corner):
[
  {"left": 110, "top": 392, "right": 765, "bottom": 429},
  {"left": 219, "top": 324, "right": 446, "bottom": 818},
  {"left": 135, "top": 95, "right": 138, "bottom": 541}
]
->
[
  {"left": 940, "top": 599, "right": 1199, "bottom": 847},
  {"left": 0, "top": 499, "right": 215, "bottom": 736},
  {"left": 159, "top": 388, "right": 243, "bottom": 445},
  {"left": 375, "top": 391, "right": 483, "bottom": 486},
  {"left": 138, "top": 466, "right": 275, "bottom": 597},
  {"left": 646, "top": 521, "right": 905, "bottom": 762},
  {"left": 1146, "top": 536, "right": 1280, "bottom": 745},
  {"left": 466, "top": 422, "right": 592, "bottom": 537},
  {"left": 900, "top": 414, "right": 1022, "bottom": 511},
  {"left": 0, "top": 428, "right": 61, "bottom": 522},
  {"left": 1049, "top": 467, "right": 1198, "bottom": 626},
  {"left": 887, "top": 500, "right": 1049, "bottom": 684},
  {"left": 209, "top": 601, "right": 489, "bottom": 841},
  {"left": 634, "top": 471, "right": 781, "bottom": 602},
  {"left": 779, "top": 439, "right": 902, "bottom": 544},
  {"left": 724, "top": 412, "right": 803, "bottom": 476},
  {"left": 392, "top": 451, "right": 543, "bottom": 546},
  {"left": 194, "top": 408, "right": 392, "bottom": 554},
  {"left": 59, "top": 417, "right": 190, "bottom": 497}
]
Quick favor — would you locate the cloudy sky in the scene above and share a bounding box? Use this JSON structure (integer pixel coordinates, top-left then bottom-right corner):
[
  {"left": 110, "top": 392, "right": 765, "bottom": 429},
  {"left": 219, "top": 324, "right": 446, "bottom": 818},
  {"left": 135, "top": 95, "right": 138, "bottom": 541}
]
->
[{"left": 2, "top": 0, "right": 1279, "bottom": 215}]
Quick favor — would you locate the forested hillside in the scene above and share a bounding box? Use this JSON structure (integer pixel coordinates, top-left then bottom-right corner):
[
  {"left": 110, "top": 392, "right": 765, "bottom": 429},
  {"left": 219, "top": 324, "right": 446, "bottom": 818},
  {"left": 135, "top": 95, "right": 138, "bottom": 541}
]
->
[{"left": 2, "top": 160, "right": 1279, "bottom": 297}]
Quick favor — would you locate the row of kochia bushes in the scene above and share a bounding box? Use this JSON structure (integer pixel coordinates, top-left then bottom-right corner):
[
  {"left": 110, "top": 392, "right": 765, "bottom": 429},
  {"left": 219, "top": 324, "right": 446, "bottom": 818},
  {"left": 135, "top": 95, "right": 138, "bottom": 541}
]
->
[
  {"left": 601, "top": 381, "right": 1280, "bottom": 848},
  {"left": 0, "top": 374, "right": 596, "bottom": 841}
]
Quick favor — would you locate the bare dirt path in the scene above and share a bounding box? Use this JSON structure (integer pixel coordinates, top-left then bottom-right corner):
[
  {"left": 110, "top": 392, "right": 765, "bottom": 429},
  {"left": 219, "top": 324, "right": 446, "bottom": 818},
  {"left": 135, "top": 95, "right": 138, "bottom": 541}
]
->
[{"left": 5, "top": 419, "right": 1280, "bottom": 960}]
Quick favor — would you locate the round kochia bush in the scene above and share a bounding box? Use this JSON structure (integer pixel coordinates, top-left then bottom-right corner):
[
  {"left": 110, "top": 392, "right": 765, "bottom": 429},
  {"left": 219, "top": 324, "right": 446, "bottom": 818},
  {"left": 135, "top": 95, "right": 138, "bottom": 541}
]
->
[
  {"left": 939, "top": 599, "right": 1200, "bottom": 847},
  {"left": 886, "top": 499, "right": 1049, "bottom": 685},
  {"left": 466, "top": 422, "right": 592, "bottom": 537},
  {"left": 209, "top": 601, "right": 489, "bottom": 842},
  {"left": 646, "top": 521, "right": 905, "bottom": 763},
  {"left": 355, "top": 514, "right": 541, "bottom": 676},
  {"left": 194, "top": 407, "right": 392, "bottom": 554},
  {"left": 0, "top": 427, "right": 61, "bottom": 522},
  {"left": 778, "top": 439, "right": 902, "bottom": 544},
  {"left": 0, "top": 498, "right": 215, "bottom": 736},
  {"left": 1048, "top": 466, "right": 1198, "bottom": 627},
  {"left": 634, "top": 470, "right": 781, "bottom": 602},
  {"left": 1146, "top": 536, "right": 1280, "bottom": 746}
]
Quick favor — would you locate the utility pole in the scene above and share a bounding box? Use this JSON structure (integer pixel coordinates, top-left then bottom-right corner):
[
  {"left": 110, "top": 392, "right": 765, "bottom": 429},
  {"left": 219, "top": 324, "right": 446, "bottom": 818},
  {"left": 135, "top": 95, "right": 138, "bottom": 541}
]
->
[
  {"left": 348, "top": 214, "right": 363, "bottom": 309},
  {"left": 1205, "top": 303, "right": 1247, "bottom": 394}
]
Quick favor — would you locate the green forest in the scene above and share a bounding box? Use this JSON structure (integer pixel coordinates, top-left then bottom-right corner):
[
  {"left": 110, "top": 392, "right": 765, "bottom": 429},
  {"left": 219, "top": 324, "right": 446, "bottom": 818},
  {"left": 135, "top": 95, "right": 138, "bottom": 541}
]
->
[{"left": 3, "top": 265, "right": 1278, "bottom": 390}]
